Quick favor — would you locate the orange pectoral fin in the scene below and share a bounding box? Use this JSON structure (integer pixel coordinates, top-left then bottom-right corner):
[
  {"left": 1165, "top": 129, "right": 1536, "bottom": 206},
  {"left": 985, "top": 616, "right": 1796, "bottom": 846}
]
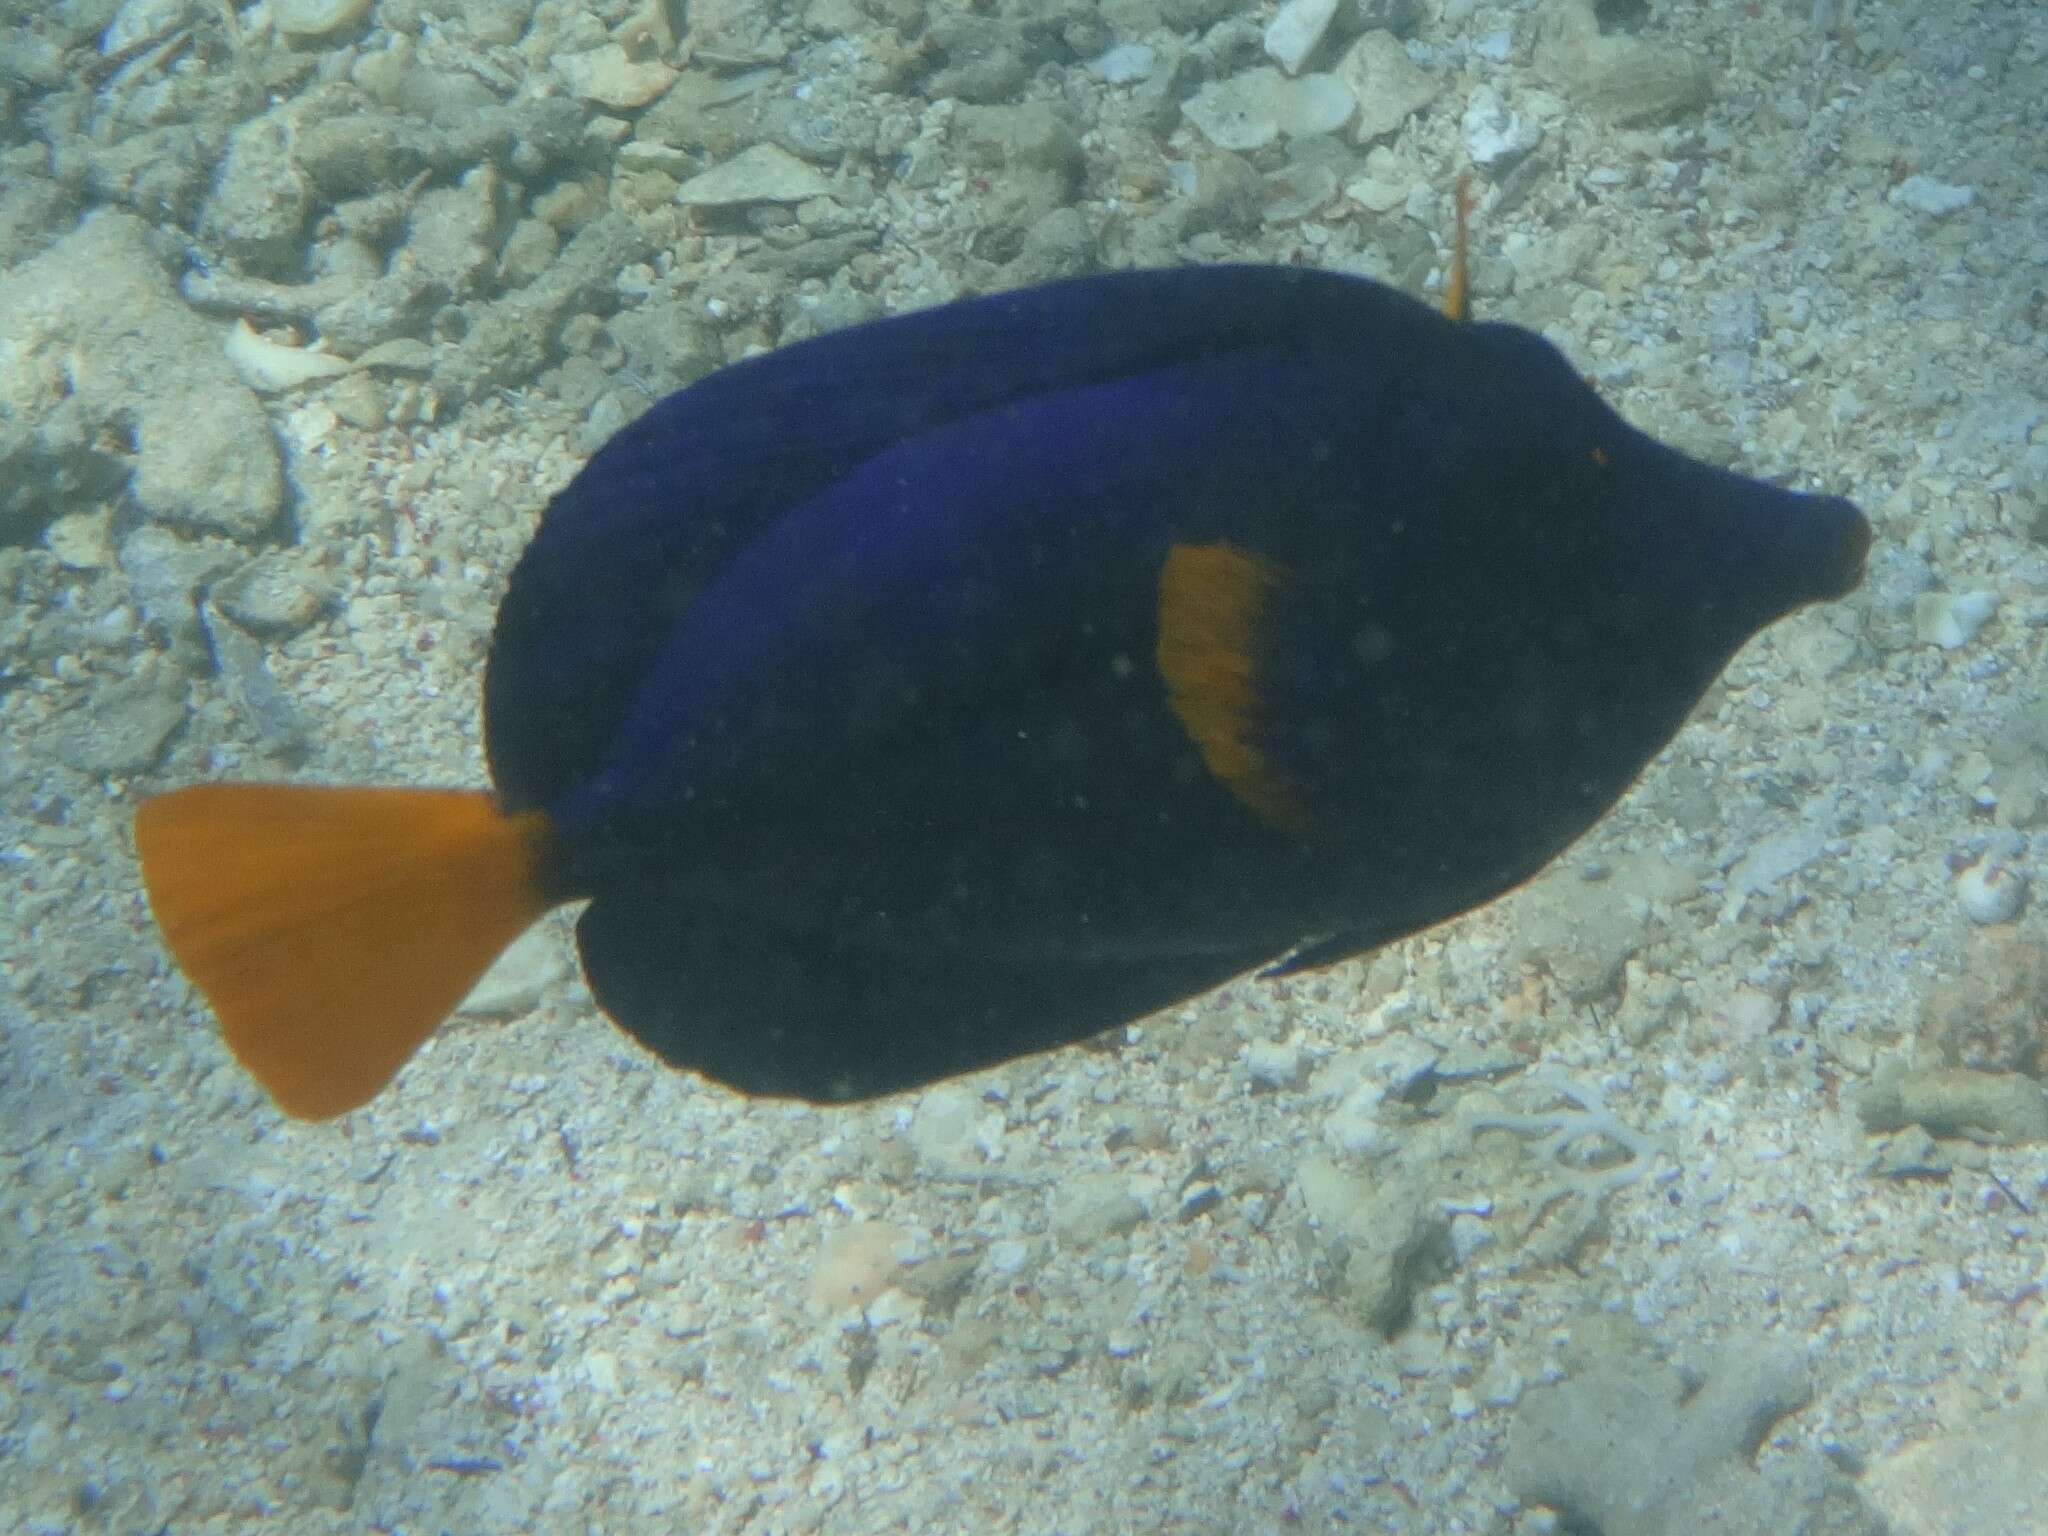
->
[
  {"left": 134, "top": 784, "right": 554, "bottom": 1119},
  {"left": 1156, "top": 541, "right": 1310, "bottom": 836}
]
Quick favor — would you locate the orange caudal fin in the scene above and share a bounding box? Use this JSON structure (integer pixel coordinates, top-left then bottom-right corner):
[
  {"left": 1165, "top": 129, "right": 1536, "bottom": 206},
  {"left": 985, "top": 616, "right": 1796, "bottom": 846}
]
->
[{"left": 134, "top": 785, "right": 555, "bottom": 1119}]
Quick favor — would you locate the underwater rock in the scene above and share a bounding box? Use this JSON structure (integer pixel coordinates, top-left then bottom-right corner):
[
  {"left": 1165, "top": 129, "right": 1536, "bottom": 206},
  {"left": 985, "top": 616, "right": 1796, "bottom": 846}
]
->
[
  {"left": 1242, "top": 1035, "right": 1306, "bottom": 1090},
  {"left": 203, "top": 116, "right": 313, "bottom": 280},
  {"left": 1183, "top": 67, "right": 1353, "bottom": 152},
  {"left": 1355, "top": 0, "right": 1426, "bottom": 33},
  {"left": 402, "top": 168, "right": 506, "bottom": 298},
  {"left": 213, "top": 553, "right": 337, "bottom": 639},
  {"left": 949, "top": 103, "right": 1086, "bottom": 268},
  {"left": 1049, "top": 1172, "right": 1147, "bottom": 1248},
  {"left": 1722, "top": 825, "right": 1829, "bottom": 922},
  {"left": 434, "top": 211, "right": 656, "bottom": 404},
  {"left": 1955, "top": 857, "right": 2027, "bottom": 926},
  {"left": 1860, "top": 546, "right": 1937, "bottom": 651},
  {"left": 758, "top": 89, "right": 864, "bottom": 165},
  {"left": 0, "top": 404, "right": 115, "bottom": 549},
  {"left": 925, "top": 13, "right": 1028, "bottom": 103},
  {"left": 0, "top": 166, "right": 74, "bottom": 275},
  {"left": 200, "top": 600, "right": 309, "bottom": 761},
  {"left": 604, "top": 298, "right": 724, "bottom": 400},
  {"left": 1, "top": 212, "right": 283, "bottom": 542},
  {"left": 1871, "top": 1125, "right": 1949, "bottom": 1179},
  {"left": 495, "top": 216, "right": 560, "bottom": 290},
  {"left": 356, "top": 337, "right": 436, "bottom": 375},
  {"left": 676, "top": 144, "right": 834, "bottom": 207},
  {"left": 1092, "top": 43, "right": 1157, "bottom": 84},
  {"left": 1913, "top": 589, "right": 1997, "bottom": 650},
  {"left": 1888, "top": 174, "right": 1976, "bottom": 219},
  {"left": 1003, "top": 206, "right": 1099, "bottom": 286},
  {"left": 43, "top": 510, "right": 114, "bottom": 571},
  {"left": 1294, "top": 1154, "right": 1450, "bottom": 1334},
  {"left": 1534, "top": 0, "right": 1714, "bottom": 125},
  {"left": 1920, "top": 929, "right": 2048, "bottom": 1073},
  {"left": 312, "top": 272, "right": 440, "bottom": 357},
  {"left": 452, "top": 0, "right": 537, "bottom": 45},
  {"left": 1321, "top": 1078, "right": 1403, "bottom": 1157},
  {"left": 1343, "top": 146, "right": 1412, "bottom": 211},
  {"left": 1509, "top": 865, "right": 1649, "bottom": 1004},
  {"left": 181, "top": 263, "right": 350, "bottom": 327},
  {"left": 952, "top": 102, "right": 1085, "bottom": 188},
  {"left": 1857, "top": 1060, "right": 2048, "bottom": 1145},
  {"left": 458, "top": 927, "right": 571, "bottom": 1017},
  {"left": 635, "top": 67, "right": 778, "bottom": 163},
  {"left": 274, "top": 0, "right": 375, "bottom": 42},
  {"left": 557, "top": 44, "right": 678, "bottom": 111},
  {"left": 54, "top": 668, "right": 188, "bottom": 776},
  {"left": 1265, "top": 0, "right": 1338, "bottom": 75},
  {"left": 1461, "top": 83, "right": 1541, "bottom": 174},
  {"left": 807, "top": 1222, "right": 914, "bottom": 1313},
  {"left": 1864, "top": 1388, "right": 2048, "bottom": 1534},
  {"left": 906, "top": 1084, "right": 1004, "bottom": 1176},
  {"left": 1337, "top": 30, "right": 1439, "bottom": 145},
  {"left": 1341, "top": 1194, "right": 1451, "bottom": 1336},
  {"left": 291, "top": 115, "right": 435, "bottom": 203},
  {"left": 118, "top": 525, "right": 240, "bottom": 668},
  {"left": 224, "top": 319, "right": 357, "bottom": 393},
  {"left": 101, "top": 0, "right": 202, "bottom": 55},
  {"left": 334, "top": 86, "right": 471, "bottom": 165},
  {"left": 1507, "top": 1316, "right": 1881, "bottom": 1536},
  {"left": 73, "top": 120, "right": 220, "bottom": 232}
]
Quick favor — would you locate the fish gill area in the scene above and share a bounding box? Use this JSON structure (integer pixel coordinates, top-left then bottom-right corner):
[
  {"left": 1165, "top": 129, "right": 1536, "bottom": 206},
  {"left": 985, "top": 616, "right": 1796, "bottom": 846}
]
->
[{"left": 2, "top": 0, "right": 2048, "bottom": 1532}]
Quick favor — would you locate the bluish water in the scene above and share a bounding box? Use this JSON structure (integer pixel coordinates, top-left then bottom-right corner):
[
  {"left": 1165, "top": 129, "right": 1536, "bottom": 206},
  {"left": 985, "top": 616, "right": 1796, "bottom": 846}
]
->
[{"left": 3, "top": 0, "right": 2046, "bottom": 1531}]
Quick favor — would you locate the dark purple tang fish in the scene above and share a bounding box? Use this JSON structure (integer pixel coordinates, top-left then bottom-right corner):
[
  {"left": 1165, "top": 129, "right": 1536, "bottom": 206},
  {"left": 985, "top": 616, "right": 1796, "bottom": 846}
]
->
[{"left": 135, "top": 226, "right": 1868, "bottom": 1117}]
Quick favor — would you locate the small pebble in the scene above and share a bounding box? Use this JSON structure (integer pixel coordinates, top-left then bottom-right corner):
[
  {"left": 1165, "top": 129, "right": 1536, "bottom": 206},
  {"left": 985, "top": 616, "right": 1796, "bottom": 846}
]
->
[
  {"left": 807, "top": 1222, "right": 911, "bottom": 1312},
  {"left": 1874, "top": 1126, "right": 1950, "bottom": 1179},
  {"left": 1915, "top": 590, "right": 1997, "bottom": 650},
  {"left": 1461, "top": 84, "right": 1541, "bottom": 174},
  {"left": 274, "top": 0, "right": 373, "bottom": 37},
  {"left": 1264, "top": 0, "right": 1338, "bottom": 76},
  {"left": 44, "top": 511, "right": 114, "bottom": 570},
  {"left": 584, "top": 1350, "right": 621, "bottom": 1393},
  {"left": 459, "top": 927, "right": 570, "bottom": 1016},
  {"left": 1448, "top": 1213, "right": 1493, "bottom": 1264},
  {"left": 985, "top": 1237, "right": 1031, "bottom": 1275},
  {"left": 1888, "top": 174, "right": 1977, "bottom": 218},
  {"left": 557, "top": 44, "right": 679, "bottom": 111},
  {"left": 224, "top": 319, "right": 356, "bottom": 394},
  {"left": 1243, "top": 1036, "right": 1305, "bottom": 1089},
  {"left": 1956, "top": 860, "right": 2027, "bottom": 925},
  {"left": 1091, "top": 43, "right": 1156, "bottom": 84}
]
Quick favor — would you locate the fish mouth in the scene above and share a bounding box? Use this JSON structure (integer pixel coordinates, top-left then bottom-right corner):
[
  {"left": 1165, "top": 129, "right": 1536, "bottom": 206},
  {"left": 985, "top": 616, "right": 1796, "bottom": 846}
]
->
[{"left": 1812, "top": 494, "right": 1873, "bottom": 602}]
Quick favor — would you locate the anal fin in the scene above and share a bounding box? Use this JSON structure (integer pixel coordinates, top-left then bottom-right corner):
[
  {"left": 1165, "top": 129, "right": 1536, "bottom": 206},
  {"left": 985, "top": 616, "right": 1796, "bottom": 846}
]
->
[{"left": 578, "top": 891, "right": 1272, "bottom": 1102}]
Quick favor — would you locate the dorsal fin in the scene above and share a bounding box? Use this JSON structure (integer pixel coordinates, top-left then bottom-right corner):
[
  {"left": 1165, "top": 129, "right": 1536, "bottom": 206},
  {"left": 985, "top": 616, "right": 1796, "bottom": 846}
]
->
[
  {"left": 1442, "top": 172, "right": 1473, "bottom": 323},
  {"left": 1155, "top": 542, "right": 1309, "bottom": 836}
]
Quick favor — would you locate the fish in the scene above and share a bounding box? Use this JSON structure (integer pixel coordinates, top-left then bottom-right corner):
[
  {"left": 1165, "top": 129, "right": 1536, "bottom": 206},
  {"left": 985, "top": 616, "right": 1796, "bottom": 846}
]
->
[{"left": 134, "top": 206, "right": 1870, "bottom": 1120}]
